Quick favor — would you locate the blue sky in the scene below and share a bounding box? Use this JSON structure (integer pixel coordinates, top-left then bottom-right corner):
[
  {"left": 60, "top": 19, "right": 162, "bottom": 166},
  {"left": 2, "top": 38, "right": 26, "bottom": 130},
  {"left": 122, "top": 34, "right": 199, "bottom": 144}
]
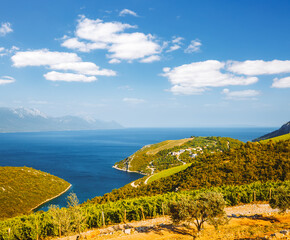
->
[{"left": 0, "top": 0, "right": 289, "bottom": 127}]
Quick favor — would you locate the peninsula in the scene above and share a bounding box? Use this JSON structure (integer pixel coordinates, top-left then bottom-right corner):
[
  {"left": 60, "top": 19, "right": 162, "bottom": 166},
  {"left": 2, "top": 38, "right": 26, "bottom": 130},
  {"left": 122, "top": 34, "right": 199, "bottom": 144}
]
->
[{"left": 0, "top": 167, "right": 71, "bottom": 219}]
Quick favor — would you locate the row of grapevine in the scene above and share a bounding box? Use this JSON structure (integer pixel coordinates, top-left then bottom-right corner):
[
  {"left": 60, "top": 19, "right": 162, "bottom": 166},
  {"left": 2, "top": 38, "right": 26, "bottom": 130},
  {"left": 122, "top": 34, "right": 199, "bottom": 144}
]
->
[{"left": 0, "top": 180, "right": 288, "bottom": 240}]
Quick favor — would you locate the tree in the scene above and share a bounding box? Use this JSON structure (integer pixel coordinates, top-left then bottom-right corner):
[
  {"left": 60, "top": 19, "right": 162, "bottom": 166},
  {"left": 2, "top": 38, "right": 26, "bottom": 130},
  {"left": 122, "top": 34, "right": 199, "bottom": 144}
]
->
[
  {"left": 269, "top": 186, "right": 290, "bottom": 213},
  {"left": 168, "top": 192, "right": 228, "bottom": 236},
  {"left": 48, "top": 205, "right": 71, "bottom": 237},
  {"left": 67, "top": 193, "right": 87, "bottom": 236}
]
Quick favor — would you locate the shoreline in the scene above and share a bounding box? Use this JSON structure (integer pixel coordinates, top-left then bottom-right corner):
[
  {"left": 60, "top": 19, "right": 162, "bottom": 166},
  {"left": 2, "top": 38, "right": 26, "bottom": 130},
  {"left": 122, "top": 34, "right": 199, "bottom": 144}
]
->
[
  {"left": 30, "top": 184, "right": 72, "bottom": 212},
  {"left": 112, "top": 165, "right": 147, "bottom": 176}
]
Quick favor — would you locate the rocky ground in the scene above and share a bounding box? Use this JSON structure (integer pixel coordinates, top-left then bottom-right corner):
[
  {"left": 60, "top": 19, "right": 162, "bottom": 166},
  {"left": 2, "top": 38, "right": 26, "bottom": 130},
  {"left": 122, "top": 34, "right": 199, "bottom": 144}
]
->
[{"left": 57, "top": 204, "right": 290, "bottom": 240}]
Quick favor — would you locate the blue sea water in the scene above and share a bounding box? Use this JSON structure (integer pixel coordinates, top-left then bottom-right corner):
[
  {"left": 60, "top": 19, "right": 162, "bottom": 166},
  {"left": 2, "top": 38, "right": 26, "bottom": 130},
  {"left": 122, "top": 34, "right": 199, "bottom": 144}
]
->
[{"left": 0, "top": 127, "right": 275, "bottom": 211}]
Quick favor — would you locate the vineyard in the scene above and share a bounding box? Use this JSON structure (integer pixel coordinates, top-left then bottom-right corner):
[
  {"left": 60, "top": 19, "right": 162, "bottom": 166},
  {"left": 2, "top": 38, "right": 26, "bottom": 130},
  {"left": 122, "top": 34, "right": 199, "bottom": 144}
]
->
[{"left": 0, "top": 180, "right": 289, "bottom": 239}]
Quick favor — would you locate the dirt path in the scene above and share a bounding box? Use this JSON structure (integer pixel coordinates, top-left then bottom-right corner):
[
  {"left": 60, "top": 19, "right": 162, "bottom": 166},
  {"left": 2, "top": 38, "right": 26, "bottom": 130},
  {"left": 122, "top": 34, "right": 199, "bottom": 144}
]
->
[{"left": 56, "top": 204, "right": 290, "bottom": 240}]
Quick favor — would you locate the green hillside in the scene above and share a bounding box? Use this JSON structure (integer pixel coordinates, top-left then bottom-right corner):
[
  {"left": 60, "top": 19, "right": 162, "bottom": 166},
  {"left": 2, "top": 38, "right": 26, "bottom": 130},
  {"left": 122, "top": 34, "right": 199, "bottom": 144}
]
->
[
  {"left": 1, "top": 180, "right": 288, "bottom": 240},
  {"left": 147, "top": 163, "right": 191, "bottom": 184},
  {"left": 114, "top": 136, "right": 243, "bottom": 175},
  {"left": 0, "top": 167, "right": 71, "bottom": 219},
  {"left": 260, "top": 133, "right": 290, "bottom": 143},
  {"left": 93, "top": 139, "right": 290, "bottom": 204}
]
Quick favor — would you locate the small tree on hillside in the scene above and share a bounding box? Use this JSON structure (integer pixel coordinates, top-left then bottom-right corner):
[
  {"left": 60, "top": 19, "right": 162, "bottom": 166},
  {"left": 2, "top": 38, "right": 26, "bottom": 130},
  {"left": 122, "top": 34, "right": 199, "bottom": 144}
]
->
[
  {"left": 48, "top": 205, "right": 71, "bottom": 237},
  {"left": 269, "top": 186, "right": 290, "bottom": 213},
  {"left": 67, "top": 193, "right": 87, "bottom": 236},
  {"left": 168, "top": 192, "right": 228, "bottom": 236}
]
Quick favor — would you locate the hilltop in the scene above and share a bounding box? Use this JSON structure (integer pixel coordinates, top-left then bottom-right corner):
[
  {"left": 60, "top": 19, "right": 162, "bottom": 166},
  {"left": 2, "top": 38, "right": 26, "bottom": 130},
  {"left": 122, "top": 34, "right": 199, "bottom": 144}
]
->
[
  {"left": 114, "top": 136, "right": 243, "bottom": 175},
  {"left": 253, "top": 121, "right": 290, "bottom": 141},
  {"left": 0, "top": 167, "right": 71, "bottom": 219},
  {"left": 0, "top": 107, "right": 122, "bottom": 133},
  {"left": 94, "top": 139, "right": 290, "bottom": 204}
]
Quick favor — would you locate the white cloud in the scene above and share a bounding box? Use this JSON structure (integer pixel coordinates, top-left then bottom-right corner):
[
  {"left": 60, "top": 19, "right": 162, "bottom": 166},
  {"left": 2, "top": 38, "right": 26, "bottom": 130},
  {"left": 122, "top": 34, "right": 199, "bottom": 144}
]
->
[
  {"left": 50, "top": 62, "right": 116, "bottom": 76},
  {"left": 0, "top": 22, "right": 13, "bottom": 36},
  {"left": 227, "top": 60, "right": 290, "bottom": 75},
  {"left": 170, "top": 85, "right": 206, "bottom": 95},
  {"left": 222, "top": 88, "right": 260, "bottom": 100},
  {"left": 166, "top": 44, "right": 181, "bottom": 53},
  {"left": 185, "top": 39, "right": 202, "bottom": 53},
  {"left": 139, "top": 55, "right": 160, "bottom": 63},
  {"left": 12, "top": 49, "right": 81, "bottom": 67},
  {"left": 272, "top": 77, "right": 290, "bottom": 88},
  {"left": 44, "top": 71, "right": 97, "bottom": 82},
  {"left": 172, "top": 37, "right": 184, "bottom": 44},
  {"left": 162, "top": 60, "right": 258, "bottom": 95},
  {"left": 119, "top": 9, "right": 138, "bottom": 17},
  {"left": 0, "top": 46, "right": 19, "bottom": 57},
  {"left": 75, "top": 16, "right": 135, "bottom": 43},
  {"left": 166, "top": 36, "right": 183, "bottom": 53},
  {"left": 107, "top": 32, "right": 161, "bottom": 61},
  {"left": 0, "top": 76, "right": 15, "bottom": 85},
  {"left": 61, "top": 37, "right": 107, "bottom": 52},
  {"left": 109, "top": 58, "right": 121, "bottom": 64},
  {"left": 11, "top": 49, "right": 116, "bottom": 81},
  {"left": 123, "top": 97, "right": 145, "bottom": 104},
  {"left": 63, "top": 16, "right": 161, "bottom": 63}
]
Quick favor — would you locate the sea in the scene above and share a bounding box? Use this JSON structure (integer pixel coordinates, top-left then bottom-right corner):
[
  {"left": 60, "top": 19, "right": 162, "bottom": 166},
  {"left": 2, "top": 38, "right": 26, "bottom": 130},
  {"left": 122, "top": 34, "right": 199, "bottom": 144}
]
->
[{"left": 0, "top": 127, "right": 275, "bottom": 211}]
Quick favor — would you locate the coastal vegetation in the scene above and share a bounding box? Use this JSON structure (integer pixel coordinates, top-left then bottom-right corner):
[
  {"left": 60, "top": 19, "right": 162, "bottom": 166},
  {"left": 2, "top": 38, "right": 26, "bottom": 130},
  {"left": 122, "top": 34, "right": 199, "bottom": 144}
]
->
[
  {"left": 147, "top": 163, "right": 191, "bottom": 184},
  {"left": 0, "top": 167, "right": 70, "bottom": 219},
  {"left": 93, "top": 139, "right": 289, "bottom": 204},
  {"left": 0, "top": 134, "right": 289, "bottom": 239},
  {"left": 114, "top": 136, "right": 243, "bottom": 175},
  {"left": 168, "top": 192, "right": 228, "bottom": 233},
  {"left": 260, "top": 133, "right": 290, "bottom": 143},
  {"left": 0, "top": 180, "right": 288, "bottom": 239}
]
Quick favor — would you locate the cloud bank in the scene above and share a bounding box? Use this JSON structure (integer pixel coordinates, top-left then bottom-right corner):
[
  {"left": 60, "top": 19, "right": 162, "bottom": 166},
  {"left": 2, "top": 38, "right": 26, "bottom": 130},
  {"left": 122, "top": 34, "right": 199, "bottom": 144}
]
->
[
  {"left": 11, "top": 49, "right": 116, "bottom": 82},
  {"left": 163, "top": 59, "right": 290, "bottom": 95},
  {"left": 62, "top": 16, "right": 161, "bottom": 63},
  {"left": 162, "top": 60, "right": 258, "bottom": 95}
]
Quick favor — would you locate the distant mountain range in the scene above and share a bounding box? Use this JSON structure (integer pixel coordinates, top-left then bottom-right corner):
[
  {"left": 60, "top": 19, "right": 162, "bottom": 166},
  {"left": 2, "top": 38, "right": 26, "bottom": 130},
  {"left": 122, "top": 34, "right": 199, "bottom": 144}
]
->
[
  {"left": 253, "top": 121, "right": 290, "bottom": 141},
  {"left": 0, "top": 107, "right": 122, "bottom": 132}
]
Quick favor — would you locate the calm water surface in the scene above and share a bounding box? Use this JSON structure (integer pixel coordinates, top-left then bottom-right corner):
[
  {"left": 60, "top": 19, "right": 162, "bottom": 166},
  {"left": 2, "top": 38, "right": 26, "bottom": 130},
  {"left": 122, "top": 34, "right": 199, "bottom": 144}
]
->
[{"left": 0, "top": 127, "right": 275, "bottom": 210}]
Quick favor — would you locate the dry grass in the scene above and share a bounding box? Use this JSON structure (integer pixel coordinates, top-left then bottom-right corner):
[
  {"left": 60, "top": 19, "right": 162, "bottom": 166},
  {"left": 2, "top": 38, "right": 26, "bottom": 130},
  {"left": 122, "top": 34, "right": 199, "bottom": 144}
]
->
[
  {"left": 84, "top": 213, "right": 290, "bottom": 240},
  {"left": 56, "top": 205, "right": 289, "bottom": 240},
  {"left": 146, "top": 138, "right": 193, "bottom": 155},
  {"left": 78, "top": 204, "right": 290, "bottom": 240}
]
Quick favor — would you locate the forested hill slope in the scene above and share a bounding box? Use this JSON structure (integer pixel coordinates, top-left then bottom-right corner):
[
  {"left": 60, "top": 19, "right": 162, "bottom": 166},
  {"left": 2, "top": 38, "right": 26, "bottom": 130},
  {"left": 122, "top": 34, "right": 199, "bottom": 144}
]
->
[
  {"left": 92, "top": 139, "right": 290, "bottom": 204},
  {"left": 114, "top": 136, "right": 243, "bottom": 175},
  {"left": 253, "top": 121, "right": 290, "bottom": 141},
  {"left": 0, "top": 167, "right": 71, "bottom": 219}
]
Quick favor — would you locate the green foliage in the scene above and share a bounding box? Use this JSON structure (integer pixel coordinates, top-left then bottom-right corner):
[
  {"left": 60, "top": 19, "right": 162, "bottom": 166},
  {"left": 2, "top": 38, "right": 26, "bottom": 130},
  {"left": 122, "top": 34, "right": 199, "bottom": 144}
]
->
[
  {"left": 168, "top": 192, "right": 228, "bottom": 232},
  {"left": 269, "top": 185, "right": 290, "bottom": 213},
  {"left": 0, "top": 167, "right": 70, "bottom": 219},
  {"left": 92, "top": 140, "right": 290, "bottom": 204},
  {"left": 0, "top": 181, "right": 288, "bottom": 239},
  {"left": 114, "top": 136, "right": 243, "bottom": 174},
  {"left": 260, "top": 133, "right": 290, "bottom": 143},
  {"left": 148, "top": 164, "right": 191, "bottom": 184}
]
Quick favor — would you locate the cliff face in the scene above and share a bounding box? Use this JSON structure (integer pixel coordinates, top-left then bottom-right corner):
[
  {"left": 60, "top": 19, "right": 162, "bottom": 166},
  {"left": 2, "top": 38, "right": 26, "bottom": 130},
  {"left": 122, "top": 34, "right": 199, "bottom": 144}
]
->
[{"left": 253, "top": 121, "right": 290, "bottom": 141}]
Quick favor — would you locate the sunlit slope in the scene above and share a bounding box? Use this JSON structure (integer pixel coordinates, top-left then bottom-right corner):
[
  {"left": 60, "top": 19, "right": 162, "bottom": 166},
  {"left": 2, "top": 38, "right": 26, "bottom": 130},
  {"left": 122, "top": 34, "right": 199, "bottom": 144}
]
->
[
  {"left": 94, "top": 140, "right": 290, "bottom": 204},
  {"left": 0, "top": 167, "right": 70, "bottom": 219},
  {"left": 147, "top": 163, "right": 191, "bottom": 184},
  {"left": 260, "top": 133, "right": 290, "bottom": 143},
  {"left": 114, "top": 136, "right": 243, "bottom": 175},
  {"left": 145, "top": 138, "right": 193, "bottom": 155}
]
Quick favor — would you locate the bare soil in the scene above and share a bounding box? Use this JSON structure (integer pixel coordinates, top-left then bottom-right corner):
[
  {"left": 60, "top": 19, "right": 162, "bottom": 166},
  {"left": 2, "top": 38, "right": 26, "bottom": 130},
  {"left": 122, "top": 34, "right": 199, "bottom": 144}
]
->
[{"left": 57, "top": 204, "right": 290, "bottom": 240}]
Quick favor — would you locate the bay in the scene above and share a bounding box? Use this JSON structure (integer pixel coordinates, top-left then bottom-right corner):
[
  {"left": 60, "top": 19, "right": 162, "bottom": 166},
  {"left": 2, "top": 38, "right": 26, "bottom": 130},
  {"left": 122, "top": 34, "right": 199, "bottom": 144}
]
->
[{"left": 0, "top": 127, "right": 275, "bottom": 211}]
